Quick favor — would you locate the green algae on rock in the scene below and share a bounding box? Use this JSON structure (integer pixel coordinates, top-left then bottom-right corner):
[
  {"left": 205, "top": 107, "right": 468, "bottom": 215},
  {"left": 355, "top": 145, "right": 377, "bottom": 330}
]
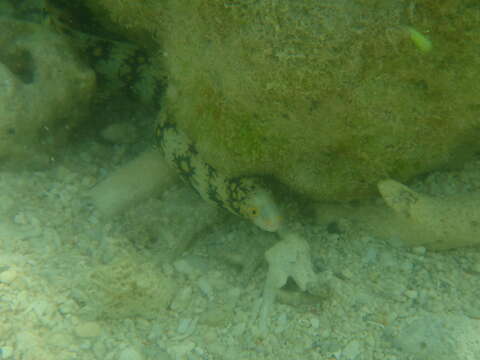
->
[
  {"left": 55, "top": 0, "right": 480, "bottom": 201},
  {"left": 159, "top": 0, "right": 480, "bottom": 201}
]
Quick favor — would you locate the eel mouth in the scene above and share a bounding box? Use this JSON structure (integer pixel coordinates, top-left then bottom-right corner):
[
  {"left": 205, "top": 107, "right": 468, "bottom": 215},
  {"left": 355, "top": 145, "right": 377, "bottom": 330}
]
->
[{"left": 256, "top": 214, "right": 284, "bottom": 232}]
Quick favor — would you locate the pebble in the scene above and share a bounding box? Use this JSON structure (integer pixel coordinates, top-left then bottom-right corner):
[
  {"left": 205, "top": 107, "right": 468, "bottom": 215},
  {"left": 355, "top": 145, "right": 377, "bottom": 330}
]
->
[
  {"left": 13, "top": 212, "right": 29, "bottom": 225},
  {"left": 168, "top": 340, "right": 195, "bottom": 358},
  {"left": 0, "top": 269, "right": 17, "bottom": 284},
  {"left": 118, "top": 346, "right": 144, "bottom": 360},
  {"left": 173, "top": 258, "right": 197, "bottom": 277},
  {"left": 387, "top": 314, "right": 480, "bottom": 360},
  {"left": 230, "top": 322, "right": 246, "bottom": 337},
  {"left": 47, "top": 333, "right": 74, "bottom": 348},
  {"left": 170, "top": 286, "right": 193, "bottom": 311},
  {"left": 342, "top": 340, "right": 361, "bottom": 360},
  {"left": 363, "top": 246, "right": 378, "bottom": 264},
  {"left": 74, "top": 321, "right": 102, "bottom": 338},
  {"left": 309, "top": 317, "right": 320, "bottom": 329},
  {"left": 0, "top": 346, "right": 13, "bottom": 359},
  {"left": 471, "top": 262, "right": 480, "bottom": 274},
  {"left": 197, "top": 276, "right": 214, "bottom": 299},
  {"left": 463, "top": 306, "right": 480, "bottom": 319},
  {"left": 147, "top": 322, "right": 163, "bottom": 341},
  {"left": 274, "top": 313, "right": 289, "bottom": 333},
  {"left": 412, "top": 246, "right": 427, "bottom": 255},
  {"left": 404, "top": 290, "right": 418, "bottom": 300},
  {"left": 92, "top": 340, "right": 108, "bottom": 359},
  {"left": 177, "top": 318, "right": 193, "bottom": 334},
  {"left": 400, "top": 261, "right": 414, "bottom": 272}
]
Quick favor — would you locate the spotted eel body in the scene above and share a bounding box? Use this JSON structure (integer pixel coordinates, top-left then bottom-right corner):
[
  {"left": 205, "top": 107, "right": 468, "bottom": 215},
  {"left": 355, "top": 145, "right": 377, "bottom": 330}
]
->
[
  {"left": 41, "top": 3, "right": 282, "bottom": 231},
  {"left": 156, "top": 117, "right": 283, "bottom": 232}
]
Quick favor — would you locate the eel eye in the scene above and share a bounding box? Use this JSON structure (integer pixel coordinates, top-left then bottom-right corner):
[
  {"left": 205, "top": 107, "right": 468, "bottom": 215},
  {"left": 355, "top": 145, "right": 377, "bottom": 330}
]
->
[{"left": 248, "top": 207, "right": 258, "bottom": 217}]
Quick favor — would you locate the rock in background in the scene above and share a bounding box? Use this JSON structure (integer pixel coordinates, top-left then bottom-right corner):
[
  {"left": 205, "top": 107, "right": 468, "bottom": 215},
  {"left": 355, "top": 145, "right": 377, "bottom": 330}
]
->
[{"left": 0, "top": 17, "right": 96, "bottom": 168}]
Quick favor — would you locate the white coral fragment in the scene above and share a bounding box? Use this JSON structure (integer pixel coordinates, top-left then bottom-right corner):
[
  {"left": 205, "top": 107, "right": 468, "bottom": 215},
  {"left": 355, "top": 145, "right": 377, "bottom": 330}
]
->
[{"left": 258, "top": 232, "right": 316, "bottom": 333}]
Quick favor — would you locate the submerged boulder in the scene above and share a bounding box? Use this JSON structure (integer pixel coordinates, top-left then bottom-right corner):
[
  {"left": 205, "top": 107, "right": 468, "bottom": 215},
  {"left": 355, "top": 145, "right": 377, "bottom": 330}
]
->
[
  {"left": 0, "top": 17, "right": 95, "bottom": 168},
  {"left": 54, "top": 1, "right": 480, "bottom": 201},
  {"left": 160, "top": 1, "right": 480, "bottom": 201}
]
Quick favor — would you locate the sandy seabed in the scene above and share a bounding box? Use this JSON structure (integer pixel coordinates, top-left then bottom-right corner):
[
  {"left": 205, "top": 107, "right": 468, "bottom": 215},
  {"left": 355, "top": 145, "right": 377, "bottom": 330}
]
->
[{"left": 1, "top": 138, "right": 480, "bottom": 360}]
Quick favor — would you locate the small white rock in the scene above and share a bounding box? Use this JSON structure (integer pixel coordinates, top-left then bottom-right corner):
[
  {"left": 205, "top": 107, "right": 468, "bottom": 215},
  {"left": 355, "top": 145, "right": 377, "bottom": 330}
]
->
[
  {"left": 177, "top": 318, "right": 192, "bottom": 334},
  {"left": 173, "top": 258, "right": 196, "bottom": 276},
  {"left": 170, "top": 286, "right": 192, "bottom": 311},
  {"left": 197, "top": 276, "right": 214, "bottom": 299},
  {"left": 168, "top": 340, "right": 195, "bottom": 358},
  {"left": 74, "top": 321, "right": 102, "bottom": 338},
  {"left": 0, "top": 269, "right": 17, "bottom": 284},
  {"left": 231, "top": 322, "right": 246, "bottom": 336},
  {"left": 342, "top": 340, "right": 362, "bottom": 360},
  {"left": 310, "top": 317, "right": 320, "bottom": 329},
  {"left": 118, "top": 346, "right": 144, "bottom": 360},
  {"left": 412, "top": 246, "right": 427, "bottom": 255},
  {"left": 404, "top": 290, "right": 418, "bottom": 300},
  {"left": 47, "top": 333, "right": 74, "bottom": 348},
  {"left": 13, "top": 212, "right": 29, "bottom": 225},
  {"left": 471, "top": 262, "right": 480, "bottom": 274},
  {"left": 0, "top": 346, "right": 13, "bottom": 359}
]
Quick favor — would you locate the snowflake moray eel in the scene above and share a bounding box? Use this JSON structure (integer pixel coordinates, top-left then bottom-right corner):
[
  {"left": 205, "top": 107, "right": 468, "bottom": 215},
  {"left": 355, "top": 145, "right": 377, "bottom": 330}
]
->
[{"left": 156, "top": 117, "right": 283, "bottom": 232}]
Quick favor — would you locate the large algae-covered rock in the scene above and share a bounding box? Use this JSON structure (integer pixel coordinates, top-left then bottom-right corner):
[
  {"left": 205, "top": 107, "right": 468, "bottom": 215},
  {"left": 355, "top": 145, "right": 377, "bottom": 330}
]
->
[
  {"left": 66, "top": 1, "right": 480, "bottom": 201},
  {"left": 0, "top": 17, "right": 95, "bottom": 168},
  {"left": 160, "top": 1, "right": 480, "bottom": 201}
]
